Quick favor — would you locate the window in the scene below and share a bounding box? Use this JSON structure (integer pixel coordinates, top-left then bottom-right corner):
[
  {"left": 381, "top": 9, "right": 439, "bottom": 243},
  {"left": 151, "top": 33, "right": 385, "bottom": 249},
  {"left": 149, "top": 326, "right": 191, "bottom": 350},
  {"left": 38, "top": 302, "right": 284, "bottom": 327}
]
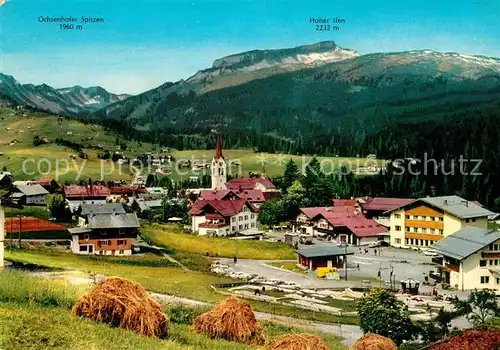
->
[
  {"left": 395, "top": 225, "right": 401, "bottom": 231},
  {"left": 232, "top": 217, "right": 236, "bottom": 222},
  {"left": 119, "top": 250, "right": 124, "bottom": 255},
  {"left": 465, "top": 219, "right": 470, "bottom": 223},
  {"left": 251, "top": 223, "right": 255, "bottom": 227},
  {"left": 118, "top": 229, "right": 125, "bottom": 235},
  {"left": 421, "top": 216, "right": 427, "bottom": 220},
  {"left": 79, "top": 245, "right": 88, "bottom": 252},
  {"left": 439, "top": 229, "right": 444, "bottom": 235},
  {"left": 239, "top": 225, "right": 243, "bottom": 230},
  {"left": 430, "top": 229, "right": 435, "bottom": 234},
  {"left": 405, "top": 227, "right": 410, "bottom": 232},
  {"left": 495, "top": 260, "right": 499, "bottom": 266},
  {"left": 480, "top": 276, "right": 490, "bottom": 284},
  {"left": 251, "top": 214, "right": 255, "bottom": 219},
  {"left": 413, "top": 227, "right": 418, "bottom": 233},
  {"left": 84, "top": 234, "right": 89, "bottom": 240},
  {"left": 439, "top": 217, "right": 444, "bottom": 222},
  {"left": 98, "top": 240, "right": 108, "bottom": 247},
  {"left": 117, "top": 239, "right": 125, "bottom": 245},
  {"left": 489, "top": 260, "right": 494, "bottom": 266},
  {"left": 244, "top": 215, "right": 248, "bottom": 220},
  {"left": 395, "top": 214, "right": 401, "bottom": 219},
  {"left": 244, "top": 224, "right": 249, "bottom": 229},
  {"left": 431, "top": 216, "right": 435, "bottom": 221},
  {"left": 472, "top": 218, "right": 476, "bottom": 222},
  {"left": 405, "top": 215, "right": 410, "bottom": 219},
  {"left": 395, "top": 238, "right": 401, "bottom": 244},
  {"left": 239, "top": 217, "right": 242, "bottom": 221},
  {"left": 479, "top": 260, "right": 487, "bottom": 267},
  {"left": 497, "top": 278, "right": 500, "bottom": 285},
  {"left": 413, "top": 215, "right": 418, "bottom": 220},
  {"left": 405, "top": 238, "right": 409, "bottom": 245},
  {"left": 422, "top": 228, "right": 427, "bottom": 233}
]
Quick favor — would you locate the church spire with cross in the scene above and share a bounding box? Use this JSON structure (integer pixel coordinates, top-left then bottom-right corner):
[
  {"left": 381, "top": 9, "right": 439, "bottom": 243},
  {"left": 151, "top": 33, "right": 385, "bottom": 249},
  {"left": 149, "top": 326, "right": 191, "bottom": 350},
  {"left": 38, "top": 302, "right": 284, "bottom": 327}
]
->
[{"left": 211, "top": 135, "right": 227, "bottom": 189}]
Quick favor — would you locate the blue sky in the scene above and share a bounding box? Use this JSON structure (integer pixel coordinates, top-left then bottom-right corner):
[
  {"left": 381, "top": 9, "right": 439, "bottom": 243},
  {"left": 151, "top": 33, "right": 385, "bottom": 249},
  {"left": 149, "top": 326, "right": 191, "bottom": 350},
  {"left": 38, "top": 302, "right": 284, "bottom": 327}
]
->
[{"left": 1, "top": 0, "right": 499, "bottom": 94}]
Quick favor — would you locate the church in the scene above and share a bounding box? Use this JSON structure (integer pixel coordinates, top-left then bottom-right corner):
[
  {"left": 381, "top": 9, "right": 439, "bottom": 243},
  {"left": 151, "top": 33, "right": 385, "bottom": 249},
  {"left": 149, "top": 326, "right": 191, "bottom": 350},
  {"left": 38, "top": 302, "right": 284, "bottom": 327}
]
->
[{"left": 188, "top": 135, "right": 280, "bottom": 236}]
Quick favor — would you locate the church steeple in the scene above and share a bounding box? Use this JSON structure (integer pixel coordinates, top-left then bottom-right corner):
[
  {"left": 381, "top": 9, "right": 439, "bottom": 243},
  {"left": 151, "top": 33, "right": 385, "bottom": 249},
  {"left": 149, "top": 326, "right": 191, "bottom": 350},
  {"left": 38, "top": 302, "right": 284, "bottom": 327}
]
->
[
  {"left": 215, "top": 135, "right": 223, "bottom": 159},
  {"left": 211, "top": 134, "right": 227, "bottom": 190}
]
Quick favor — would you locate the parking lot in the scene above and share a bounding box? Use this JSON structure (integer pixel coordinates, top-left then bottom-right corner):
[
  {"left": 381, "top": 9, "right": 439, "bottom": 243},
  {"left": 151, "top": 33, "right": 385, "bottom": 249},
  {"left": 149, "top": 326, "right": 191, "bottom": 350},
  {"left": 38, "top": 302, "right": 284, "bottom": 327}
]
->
[{"left": 214, "top": 245, "right": 440, "bottom": 291}]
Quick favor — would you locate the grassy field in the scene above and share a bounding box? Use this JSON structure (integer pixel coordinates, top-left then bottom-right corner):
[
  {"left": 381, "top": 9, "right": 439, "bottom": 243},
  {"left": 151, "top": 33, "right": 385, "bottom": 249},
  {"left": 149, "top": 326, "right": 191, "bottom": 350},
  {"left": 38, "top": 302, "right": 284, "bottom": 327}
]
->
[
  {"left": 5, "top": 249, "right": 231, "bottom": 303},
  {"left": 5, "top": 248, "right": 359, "bottom": 325},
  {"left": 142, "top": 224, "right": 296, "bottom": 260},
  {"left": 0, "top": 107, "right": 383, "bottom": 183},
  {"left": 0, "top": 273, "right": 347, "bottom": 349}
]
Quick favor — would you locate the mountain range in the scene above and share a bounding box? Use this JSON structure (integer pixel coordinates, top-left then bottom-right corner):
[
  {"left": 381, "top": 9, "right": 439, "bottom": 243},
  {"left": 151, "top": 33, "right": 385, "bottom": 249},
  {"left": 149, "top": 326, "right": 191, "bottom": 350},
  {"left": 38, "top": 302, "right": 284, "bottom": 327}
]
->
[
  {"left": 0, "top": 74, "right": 129, "bottom": 115},
  {"left": 2, "top": 41, "right": 500, "bottom": 153}
]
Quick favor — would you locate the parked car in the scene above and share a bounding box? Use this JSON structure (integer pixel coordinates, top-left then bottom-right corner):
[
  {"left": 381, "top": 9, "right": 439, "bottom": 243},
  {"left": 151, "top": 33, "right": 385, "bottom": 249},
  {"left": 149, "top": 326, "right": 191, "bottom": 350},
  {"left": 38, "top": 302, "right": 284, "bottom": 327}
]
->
[{"left": 423, "top": 249, "right": 439, "bottom": 256}]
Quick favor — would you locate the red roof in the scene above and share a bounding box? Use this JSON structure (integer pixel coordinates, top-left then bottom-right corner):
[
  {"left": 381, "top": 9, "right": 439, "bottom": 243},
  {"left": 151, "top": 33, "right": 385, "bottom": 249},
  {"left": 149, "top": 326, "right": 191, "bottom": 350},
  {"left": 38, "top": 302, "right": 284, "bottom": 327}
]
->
[
  {"left": 332, "top": 199, "right": 357, "bottom": 207},
  {"left": 109, "top": 187, "right": 148, "bottom": 195},
  {"left": 227, "top": 177, "right": 276, "bottom": 191},
  {"left": 64, "top": 185, "right": 110, "bottom": 198},
  {"left": 310, "top": 211, "right": 387, "bottom": 237},
  {"left": 200, "top": 188, "right": 270, "bottom": 203},
  {"left": 189, "top": 199, "right": 257, "bottom": 217},
  {"left": 38, "top": 178, "right": 55, "bottom": 186},
  {"left": 4, "top": 217, "right": 67, "bottom": 233},
  {"left": 215, "top": 135, "right": 223, "bottom": 159},
  {"left": 300, "top": 206, "right": 356, "bottom": 219},
  {"left": 359, "top": 197, "right": 414, "bottom": 211}
]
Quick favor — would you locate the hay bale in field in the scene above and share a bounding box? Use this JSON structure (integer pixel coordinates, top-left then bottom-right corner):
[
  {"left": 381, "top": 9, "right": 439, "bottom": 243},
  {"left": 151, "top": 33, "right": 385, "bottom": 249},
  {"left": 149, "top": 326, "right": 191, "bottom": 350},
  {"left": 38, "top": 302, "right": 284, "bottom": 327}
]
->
[
  {"left": 350, "top": 333, "right": 397, "bottom": 350},
  {"left": 193, "top": 297, "right": 265, "bottom": 346},
  {"left": 269, "top": 333, "right": 330, "bottom": 350},
  {"left": 71, "top": 277, "right": 168, "bottom": 338}
]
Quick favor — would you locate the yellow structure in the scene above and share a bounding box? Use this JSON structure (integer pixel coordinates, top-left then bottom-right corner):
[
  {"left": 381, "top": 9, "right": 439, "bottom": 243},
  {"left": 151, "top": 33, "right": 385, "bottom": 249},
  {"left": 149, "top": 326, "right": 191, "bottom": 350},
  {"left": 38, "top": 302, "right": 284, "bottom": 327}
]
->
[
  {"left": 316, "top": 267, "right": 338, "bottom": 278},
  {"left": 387, "top": 196, "right": 492, "bottom": 249}
]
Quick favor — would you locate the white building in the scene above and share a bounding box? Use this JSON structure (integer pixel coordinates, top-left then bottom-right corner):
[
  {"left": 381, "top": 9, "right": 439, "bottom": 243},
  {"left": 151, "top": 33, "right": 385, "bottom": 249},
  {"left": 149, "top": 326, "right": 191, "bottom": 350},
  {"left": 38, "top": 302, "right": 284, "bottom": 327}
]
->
[
  {"left": 9, "top": 184, "right": 48, "bottom": 205},
  {"left": 211, "top": 135, "right": 227, "bottom": 190},
  {"left": 188, "top": 198, "right": 258, "bottom": 237},
  {"left": 431, "top": 226, "right": 500, "bottom": 291},
  {"left": 386, "top": 195, "right": 492, "bottom": 249}
]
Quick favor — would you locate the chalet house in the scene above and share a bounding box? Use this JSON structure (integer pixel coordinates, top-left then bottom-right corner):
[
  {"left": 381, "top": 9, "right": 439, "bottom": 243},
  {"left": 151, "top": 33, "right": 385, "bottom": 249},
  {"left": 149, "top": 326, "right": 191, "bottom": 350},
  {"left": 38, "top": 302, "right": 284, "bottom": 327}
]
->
[
  {"left": 7, "top": 184, "right": 48, "bottom": 205},
  {"left": 431, "top": 227, "right": 500, "bottom": 291},
  {"left": 69, "top": 203, "right": 140, "bottom": 256},
  {"left": 386, "top": 195, "right": 493, "bottom": 249},
  {"left": 37, "top": 178, "right": 61, "bottom": 194},
  {"left": 64, "top": 185, "right": 110, "bottom": 212},
  {"left": 199, "top": 188, "right": 275, "bottom": 208},
  {"left": 309, "top": 211, "right": 388, "bottom": 246},
  {"left": 296, "top": 206, "right": 357, "bottom": 235},
  {"left": 188, "top": 198, "right": 258, "bottom": 237}
]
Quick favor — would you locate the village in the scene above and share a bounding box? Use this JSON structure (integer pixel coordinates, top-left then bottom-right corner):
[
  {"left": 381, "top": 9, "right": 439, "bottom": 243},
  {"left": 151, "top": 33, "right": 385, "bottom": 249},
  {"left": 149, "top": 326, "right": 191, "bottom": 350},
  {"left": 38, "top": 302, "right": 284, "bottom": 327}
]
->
[{"left": 0, "top": 135, "right": 499, "bottom": 349}]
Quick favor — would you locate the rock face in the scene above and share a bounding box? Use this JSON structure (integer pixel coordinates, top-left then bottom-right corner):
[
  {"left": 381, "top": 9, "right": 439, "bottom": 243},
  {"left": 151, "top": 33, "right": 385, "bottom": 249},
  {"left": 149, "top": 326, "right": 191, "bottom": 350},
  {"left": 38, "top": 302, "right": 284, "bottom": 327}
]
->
[{"left": 211, "top": 41, "right": 358, "bottom": 70}]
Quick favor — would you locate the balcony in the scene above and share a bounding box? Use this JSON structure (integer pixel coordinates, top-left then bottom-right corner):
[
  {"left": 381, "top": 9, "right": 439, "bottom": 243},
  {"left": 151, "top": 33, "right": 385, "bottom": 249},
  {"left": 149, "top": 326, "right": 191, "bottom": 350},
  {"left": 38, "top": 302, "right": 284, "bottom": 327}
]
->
[{"left": 199, "top": 222, "right": 229, "bottom": 229}]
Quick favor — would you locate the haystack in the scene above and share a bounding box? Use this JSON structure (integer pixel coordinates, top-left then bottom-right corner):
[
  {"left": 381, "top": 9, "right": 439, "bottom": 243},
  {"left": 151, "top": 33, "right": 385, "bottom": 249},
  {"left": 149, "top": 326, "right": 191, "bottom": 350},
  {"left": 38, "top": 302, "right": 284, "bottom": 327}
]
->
[
  {"left": 72, "top": 277, "right": 168, "bottom": 338},
  {"left": 269, "top": 333, "right": 330, "bottom": 350},
  {"left": 193, "top": 297, "right": 265, "bottom": 345},
  {"left": 350, "top": 333, "right": 397, "bottom": 350}
]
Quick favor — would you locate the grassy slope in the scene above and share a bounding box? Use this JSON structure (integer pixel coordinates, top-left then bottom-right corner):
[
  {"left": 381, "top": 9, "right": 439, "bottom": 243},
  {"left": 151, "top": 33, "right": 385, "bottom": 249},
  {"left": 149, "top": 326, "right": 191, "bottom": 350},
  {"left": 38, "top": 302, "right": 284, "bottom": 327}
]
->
[
  {"left": 0, "top": 273, "right": 346, "bottom": 349},
  {"left": 142, "top": 224, "right": 296, "bottom": 260},
  {"left": 0, "top": 302, "right": 346, "bottom": 350},
  {"left": 0, "top": 107, "right": 383, "bottom": 183},
  {"left": 5, "top": 249, "right": 359, "bottom": 325}
]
